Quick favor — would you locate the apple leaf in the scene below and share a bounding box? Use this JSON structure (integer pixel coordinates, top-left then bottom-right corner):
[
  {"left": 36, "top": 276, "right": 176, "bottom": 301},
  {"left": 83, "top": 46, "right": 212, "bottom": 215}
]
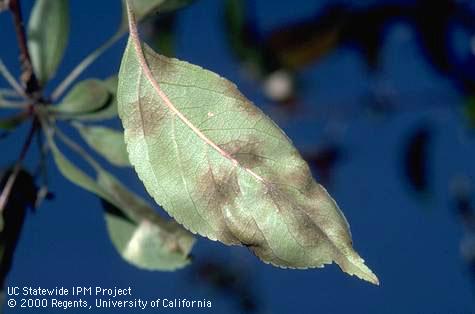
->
[{"left": 117, "top": 7, "right": 379, "bottom": 285}]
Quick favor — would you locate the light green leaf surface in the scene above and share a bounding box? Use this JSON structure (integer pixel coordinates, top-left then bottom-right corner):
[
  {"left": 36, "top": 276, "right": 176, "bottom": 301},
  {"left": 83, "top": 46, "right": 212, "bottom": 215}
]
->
[
  {"left": 119, "top": 0, "right": 193, "bottom": 32},
  {"left": 118, "top": 37, "right": 379, "bottom": 284},
  {"left": 81, "top": 76, "right": 119, "bottom": 120},
  {"left": 74, "top": 122, "right": 130, "bottom": 167},
  {"left": 55, "top": 79, "right": 110, "bottom": 115},
  {"left": 48, "top": 138, "right": 194, "bottom": 270},
  {"left": 28, "top": 0, "right": 69, "bottom": 84},
  {"left": 99, "top": 174, "right": 195, "bottom": 271},
  {"left": 61, "top": 76, "right": 118, "bottom": 121}
]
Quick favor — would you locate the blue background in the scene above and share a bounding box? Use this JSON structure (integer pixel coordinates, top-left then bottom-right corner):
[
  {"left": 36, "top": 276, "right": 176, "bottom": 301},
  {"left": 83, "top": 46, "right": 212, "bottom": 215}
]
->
[{"left": 1, "top": 0, "right": 475, "bottom": 313}]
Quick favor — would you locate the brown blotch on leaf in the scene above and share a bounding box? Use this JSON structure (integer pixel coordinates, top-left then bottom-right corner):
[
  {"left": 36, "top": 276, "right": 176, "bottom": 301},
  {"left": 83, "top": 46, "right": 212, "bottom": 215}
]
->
[
  {"left": 219, "top": 137, "right": 266, "bottom": 170},
  {"left": 196, "top": 168, "right": 242, "bottom": 244},
  {"left": 222, "top": 82, "right": 248, "bottom": 103},
  {"left": 145, "top": 45, "right": 179, "bottom": 80},
  {"left": 125, "top": 96, "right": 170, "bottom": 138}
]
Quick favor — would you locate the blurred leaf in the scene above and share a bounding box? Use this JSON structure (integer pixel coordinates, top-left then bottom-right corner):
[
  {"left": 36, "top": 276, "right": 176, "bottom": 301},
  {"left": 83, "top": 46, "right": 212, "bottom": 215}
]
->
[
  {"left": 412, "top": 0, "right": 454, "bottom": 76},
  {"left": 143, "top": 14, "right": 177, "bottom": 57},
  {"left": 54, "top": 79, "right": 110, "bottom": 115},
  {"left": 68, "top": 76, "right": 119, "bottom": 121},
  {"left": 158, "top": 0, "right": 194, "bottom": 13},
  {"left": 0, "top": 168, "right": 36, "bottom": 289},
  {"left": 99, "top": 174, "right": 195, "bottom": 271},
  {"left": 464, "top": 96, "right": 475, "bottom": 128},
  {"left": 192, "top": 261, "right": 260, "bottom": 313},
  {"left": 304, "top": 145, "right": 344, "bottom": 187},
  {"left": 0, "top": 0, "right": 7, "bottom": 12},
  {"left": 224, "top": 0, "right": 267, "bottom": 75},
  {"left": 0, "top": 112, "right": 28, "bottom": 131},
  {"left": 452, "top": 176, "right": 475, "bottom": 228},
  {"left": 119, "top": 0, "right": 194, "bottom": 32},
  {"left": 74, "top": 122, "right": 130, "bottom": 167},
  {"left": 118, "top": 35, "right": 378, "bottom": 284},
  {"left": 451, "top": 176, "right": 475, "bottom": 279},
  {"left": 403, "top": 125, "right": 432, "bottom": 195},
  {"left": 265, "top": 6, "right": 342, "bottom": 70},
  {"left": 340, "top": 5, "right": 406, "bottom": 70},
  {"left": 27, "top": 0, "right": 69, "bottom": 84},
  {"left": 48, "top": 139, "right": 194, "bottom": 270}
]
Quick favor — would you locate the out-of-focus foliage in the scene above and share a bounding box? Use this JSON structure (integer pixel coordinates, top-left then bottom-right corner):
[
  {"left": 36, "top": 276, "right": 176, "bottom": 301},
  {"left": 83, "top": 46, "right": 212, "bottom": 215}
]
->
[
  {"left": 74, "top": 123, "right": 130, "bottom": 167},
  {"left": 27, "top": 0, "right": 69, "bottom": 85},
  {"left": 0, "top": 168, "right": 36, "bottom": 289},
  {"left": 190, "top": 260, "right": 262, "bottom": 313},
  {"left": 47, "top": 138, "right": 195, "bottom": 271},
  {"left": 224, "top": 0, "right": 475, "bottom": 106},
  {"left": 402, "top": 125, "right": 433, "bottom": 197},
  {"left": 304, "top": 144, "right": 344, "bottom": 187},
  {"left": 54, "top": 79, "right": 110, "bottom": 115},
  {"left": 119, "top": 0, "right": 194, "bottom": 33}
]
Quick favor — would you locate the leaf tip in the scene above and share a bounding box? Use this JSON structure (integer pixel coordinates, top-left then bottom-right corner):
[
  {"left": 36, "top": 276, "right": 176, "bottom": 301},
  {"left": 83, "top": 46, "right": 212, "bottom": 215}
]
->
[{"left": 342, "top": 251, "right": 380, "bottom": 285}]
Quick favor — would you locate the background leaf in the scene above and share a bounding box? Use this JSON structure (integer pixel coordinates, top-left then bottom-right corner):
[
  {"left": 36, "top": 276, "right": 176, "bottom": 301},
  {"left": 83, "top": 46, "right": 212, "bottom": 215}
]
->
[
  {"left": 0, "top": 168, "right": 36, "bottom": 289},
  {"left": 99, "top": 177, "right": 195, "bottom": 271},
  {"left": 74, "top": 122, "right": 130, "bottom": 167},
  {"left": 48, "top": 138, "right": 194, "bottom": 270},
  {"left": 117, "top": 38, "right": 378, "bottom": 284},
  {"left": 27, "top": 0, "right": 69, "bottom": 84},
  {"left": 54, "top": 79, "right": 110, "bottom": 115},
  {"left": 0, "top": 112, "right": 28, "bottom": 131},
  {"left": 403, "top": 124, "right": 433, "bottom": 196},
  {"left": 63, "top": 76, "right": 119, "bottom": 121},
  {"left": 119, "top": 0, "right": 194, "bottom": 32}
]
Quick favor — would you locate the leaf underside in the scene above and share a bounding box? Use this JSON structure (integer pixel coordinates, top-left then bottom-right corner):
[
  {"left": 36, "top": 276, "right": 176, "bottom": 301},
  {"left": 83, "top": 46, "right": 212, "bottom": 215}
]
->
[{"left": 117, "top": 37, "right": 378, "bottom": 284}]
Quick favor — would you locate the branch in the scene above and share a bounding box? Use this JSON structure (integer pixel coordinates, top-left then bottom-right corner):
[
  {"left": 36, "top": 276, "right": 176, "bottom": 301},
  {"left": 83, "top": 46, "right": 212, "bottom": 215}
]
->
[
  {"left": 52, "top": 31, "right": 122, "bottom": 101},
  {"left": 53, "top": 126, "right": 102, "bottom": 172},
  {"left": 0, "top": 58, "right": 27, "bottom": 98},
  {"left": 8, "top": 0, "right": 40, "bottom": 96}
]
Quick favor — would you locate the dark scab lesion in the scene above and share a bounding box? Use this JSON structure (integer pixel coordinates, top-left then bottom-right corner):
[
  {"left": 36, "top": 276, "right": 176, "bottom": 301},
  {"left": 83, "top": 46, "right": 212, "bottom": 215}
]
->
[
  {"left": 221, "top": 81, "right": 262, "bottom": 118},
  {"left": 127, "top": 95, "right": 170, "bottom": 137},
  {"left": 196, "top": 167, "right": 242, "bottom": 243},
  {"left": 198, "top": 168, "right": 241, "bottom": 211},
  {"left": 219, "top": 137, "right": 267, "bottom": 170}
]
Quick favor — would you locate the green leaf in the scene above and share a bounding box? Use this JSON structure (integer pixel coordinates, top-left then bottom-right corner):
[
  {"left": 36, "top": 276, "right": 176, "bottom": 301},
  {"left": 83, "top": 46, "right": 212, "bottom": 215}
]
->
[
  {"left": 48, "top": 138, "right": 194, "bottom": 270},
  {"left": 464, "top": 96, "right": 475, "bottom": 129},
  {"left": 99, "top": 174, "right": 195, "bottom": 271},
  {"left": 27, "top": 0, "right": 69, "bottom": 84},
  {"left": 62, "top": 76, "right": 119, "bottom": 121},
  {"left": 117, "top": 36, "right": 379, "bottom": 284},
  {"left": 119, "top": 0, "right": 193, "bottom": 32},
  {"left": 0, "top": 112, "right": 28, "bottom": 130},
  {"left": 55, "top": 79, "right": 110, "bottom": 115},
  {"left": 74, "top": 122, "right": 130, "bottom": 167},
  {"left": 84, "top": 76, "right": 119, "bottom": 120}
]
